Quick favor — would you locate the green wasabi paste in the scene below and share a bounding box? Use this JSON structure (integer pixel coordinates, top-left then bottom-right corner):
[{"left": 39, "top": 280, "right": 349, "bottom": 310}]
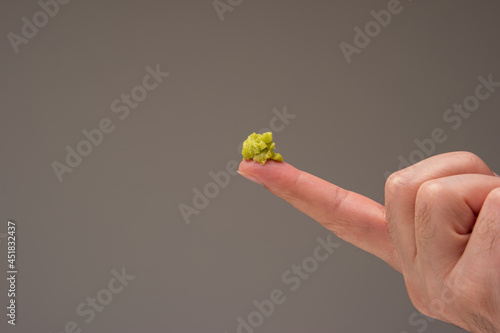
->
[{"left": 242, "top": 132, "right": 283, "bottom": 165}]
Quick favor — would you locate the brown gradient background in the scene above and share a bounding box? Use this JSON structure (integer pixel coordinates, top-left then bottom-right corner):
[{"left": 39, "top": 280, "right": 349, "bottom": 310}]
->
[{"left": 1, "top": 0, "right": 500, "bottom": 332}]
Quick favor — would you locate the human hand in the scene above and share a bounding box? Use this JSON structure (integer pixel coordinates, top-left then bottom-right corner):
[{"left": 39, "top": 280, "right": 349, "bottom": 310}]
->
[{"left": 238, "top": 152, "right": 500, "bottom": 332}]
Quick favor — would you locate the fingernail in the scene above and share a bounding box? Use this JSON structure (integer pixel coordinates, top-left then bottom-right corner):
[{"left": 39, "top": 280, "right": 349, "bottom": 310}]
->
[{"left": 237, "top": 171, "right": 262, "bottom": 185}]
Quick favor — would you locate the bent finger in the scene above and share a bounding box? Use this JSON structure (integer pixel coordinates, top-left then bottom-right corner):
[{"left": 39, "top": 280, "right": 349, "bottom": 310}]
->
[
  {"left": 385, "top": 152, "right": 494, "bottom": 273},
  {"left": 414, "top": 174, "right": 500, "bottom": 276},
  {"left": 459, "top": 186, "right": 500, "bottom": 275}
]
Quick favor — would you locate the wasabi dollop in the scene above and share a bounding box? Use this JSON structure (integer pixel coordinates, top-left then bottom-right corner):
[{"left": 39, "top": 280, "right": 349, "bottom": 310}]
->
[{"left": 242, "top": 132, "right": 283, "bottom": 165}]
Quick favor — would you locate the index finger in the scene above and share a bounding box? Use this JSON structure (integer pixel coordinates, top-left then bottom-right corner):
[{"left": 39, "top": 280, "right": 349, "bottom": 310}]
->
[{"left": 238, "top": 160, "right": 400, "bottom": 271}]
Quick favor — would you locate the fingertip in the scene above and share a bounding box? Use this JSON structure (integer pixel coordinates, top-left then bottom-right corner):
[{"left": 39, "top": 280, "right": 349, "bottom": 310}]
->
[
  {"left": 237, "top": 170, "right": 262, "bottom": 185},
  {"left": 237, "top": 159, "right": 254, "bottom": 173},
  {"left": 238, "top": 159, "right": 292, "bottom": 184}
]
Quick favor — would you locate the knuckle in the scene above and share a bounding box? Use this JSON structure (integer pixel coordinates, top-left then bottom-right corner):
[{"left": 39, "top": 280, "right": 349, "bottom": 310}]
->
[
  {"left": 385, "top": 170, "right": 412, "bottom": 197},
  {"left": 455, "top": 151, "right": 485, "bottom": 168},
  {"left": 417, "top": 179, "right": 449, "bottom": 203}
]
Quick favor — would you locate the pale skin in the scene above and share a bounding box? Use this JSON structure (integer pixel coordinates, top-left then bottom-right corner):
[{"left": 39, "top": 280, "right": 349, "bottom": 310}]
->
[{"left": 238, "top": 152, "right": 500, "bottom": 333}]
